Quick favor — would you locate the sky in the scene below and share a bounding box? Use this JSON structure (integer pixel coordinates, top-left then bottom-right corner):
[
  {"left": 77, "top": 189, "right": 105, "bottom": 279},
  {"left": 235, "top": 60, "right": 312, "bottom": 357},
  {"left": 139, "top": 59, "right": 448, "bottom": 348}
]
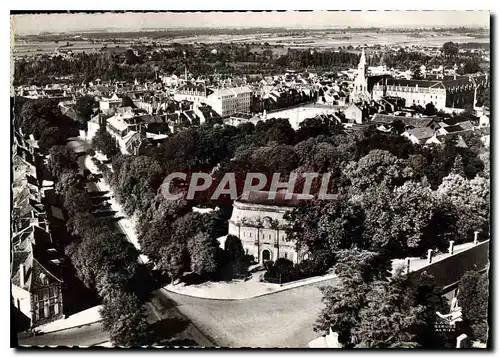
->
[{"left": 11, "top": 11, "right": 490, "bottom": 36}]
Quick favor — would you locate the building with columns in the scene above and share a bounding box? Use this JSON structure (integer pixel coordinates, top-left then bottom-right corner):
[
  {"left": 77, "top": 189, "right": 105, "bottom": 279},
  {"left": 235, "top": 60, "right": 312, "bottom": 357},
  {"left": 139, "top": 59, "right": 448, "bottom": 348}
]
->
[{"left": 227, "top": 191, "right": 312, "bottom": 264}]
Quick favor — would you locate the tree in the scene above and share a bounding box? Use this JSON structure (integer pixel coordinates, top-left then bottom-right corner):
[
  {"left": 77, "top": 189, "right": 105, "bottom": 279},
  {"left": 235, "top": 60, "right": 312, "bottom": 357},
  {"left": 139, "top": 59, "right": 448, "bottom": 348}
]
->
[
  {"left": 75, "top": 95, "right": 97, "bottom": 121},
  {"left": 315, "top": 250, "right": 391, "bottom": 346},
  {"left": 63, "top": 186, "right": 93, "bottom": 215},
  {"left": 92, "top": 127, "right": 120, "bottom": 158},
  {"left": 100, "top": 291, "right": 153, "bottom": 347},
  {"left": 55, "top": 171, "right": 85, "bottom": 195},
  {"left": 463, "top": 56, "right": 482, "bottom": 74},
  {"left": 47, "top": 145, "right": 79, "bottom": 179},
  {"left": 424, "top": 102, "right": 437, "bottom": 116},
  {"left": 343, "top": 149, "right": 414, "bottom": 195},
  {"left": 157, "top": 240, "right": 188, "bottom": 282},
  {"left": 458, "top": 271, "right": 489, "bottom": 343},
  {"left": 451, "top": 154, "right": 465, "bottom": 176},
  {"left": 187, "top": 232, "right": 219, "bottom": 276},
  {"left": 412, "top": 65, "right": 423, "bottom": 80},
  {"left": 391, "top": 119, "right": 406, "bottom": 135},
  {"left": 352, "top": 272, "right": 425, "bottom": 348},
  {"left": 437, "top": 173, "right": 490, "bottom": 242},
  {"left": 442, "top": 42, "right": 459, "bottom": 58},
  {"left": 224, "top": 235, "right": 247, "bottom": 276}
]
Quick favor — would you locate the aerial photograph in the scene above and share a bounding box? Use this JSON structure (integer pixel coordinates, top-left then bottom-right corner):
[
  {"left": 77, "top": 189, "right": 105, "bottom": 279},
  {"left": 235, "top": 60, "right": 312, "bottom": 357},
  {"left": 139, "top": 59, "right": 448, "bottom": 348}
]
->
[{"left": 10, "top": 10, "right": 490, "bottom": 348}]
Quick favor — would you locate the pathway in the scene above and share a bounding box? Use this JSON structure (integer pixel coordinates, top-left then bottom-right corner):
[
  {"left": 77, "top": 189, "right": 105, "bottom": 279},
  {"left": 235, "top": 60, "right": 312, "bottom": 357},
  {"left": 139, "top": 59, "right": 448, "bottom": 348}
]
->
[{"left": 165, "top": 270, "right": 337, "bottom": 300}]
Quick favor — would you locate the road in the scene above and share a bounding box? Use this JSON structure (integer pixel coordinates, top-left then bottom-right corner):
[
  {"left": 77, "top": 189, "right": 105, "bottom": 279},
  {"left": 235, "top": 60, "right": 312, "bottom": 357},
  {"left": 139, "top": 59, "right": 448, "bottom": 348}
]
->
[
  {"left": 17, "top": 322, "right": 107, "bottom": 347},
  {"left": 163, "top": 277, "right": 339, "bottom": 348}
]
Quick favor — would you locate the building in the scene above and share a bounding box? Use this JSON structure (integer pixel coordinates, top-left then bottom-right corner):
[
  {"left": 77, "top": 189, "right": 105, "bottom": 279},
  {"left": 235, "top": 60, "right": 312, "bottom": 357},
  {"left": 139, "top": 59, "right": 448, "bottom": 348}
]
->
[
  {"left": 227, "top": 191, "right": 312, "bottom": 264},
  {"left": 11, "top": 222, "right": 65, "bottom": 328},
  {"left": 173, "top": 83, "right": 214, "bottom": 103},
  {"left": 11, "top": 142, "right": 65, "bottom": 329},
  {"left": 372, "top": 75, "right": 490, "bottom": 110},
  {"left": 349, "top": 49, "right": 370, "bottom": 104},
  {"left": 402, "top": 127, "right": 437, "bottom": 145},
  {"left": 206, "top": 87, "right": 253, "bottom": 117},
  {"left": 344, "top": 103, "right": 367, "bottom": 124},
  {"left": 99, "top": 93, "right": 122, "bottom": 112}
]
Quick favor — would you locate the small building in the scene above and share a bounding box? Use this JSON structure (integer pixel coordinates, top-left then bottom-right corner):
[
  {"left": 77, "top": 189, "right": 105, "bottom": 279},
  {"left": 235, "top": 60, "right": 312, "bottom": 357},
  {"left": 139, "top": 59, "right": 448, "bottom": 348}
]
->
[
  {"left": 227, "top": 191, "right": 313, "bottom": 264},
  {"left": 344, "top": 103, "right": 367, "bottom": 124},
  {"left": 402, "top": 127, "right": 437, "bottom": 145},
  {"left": 99, "top": 93, "right": 122, "bottom": 112}
]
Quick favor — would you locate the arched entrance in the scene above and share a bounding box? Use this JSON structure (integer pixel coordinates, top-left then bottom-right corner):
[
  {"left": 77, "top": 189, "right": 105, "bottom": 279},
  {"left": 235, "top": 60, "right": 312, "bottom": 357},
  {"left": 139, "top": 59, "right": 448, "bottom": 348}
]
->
[{"left": 262, "top": 249, "right": 271, "bottom": 262}]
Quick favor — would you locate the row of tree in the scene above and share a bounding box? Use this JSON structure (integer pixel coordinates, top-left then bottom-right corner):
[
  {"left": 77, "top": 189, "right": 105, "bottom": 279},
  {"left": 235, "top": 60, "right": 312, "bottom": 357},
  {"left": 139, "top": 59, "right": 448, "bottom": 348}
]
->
[
  {"left": 15, "top": 97, "right": 154, "bottom": 346},
  {"left": 91, "top": 126, "right": 250, "bottom": 283}
]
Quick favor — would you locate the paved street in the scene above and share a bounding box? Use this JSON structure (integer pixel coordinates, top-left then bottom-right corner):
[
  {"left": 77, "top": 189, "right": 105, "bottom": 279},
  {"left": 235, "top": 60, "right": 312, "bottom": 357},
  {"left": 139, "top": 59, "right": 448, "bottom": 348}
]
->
[
  {"left": 163, "top": 277, "right": 339, "bottom": 348},
  {"left": 17, "top": 322, "right": 108, "bottom": 347}
]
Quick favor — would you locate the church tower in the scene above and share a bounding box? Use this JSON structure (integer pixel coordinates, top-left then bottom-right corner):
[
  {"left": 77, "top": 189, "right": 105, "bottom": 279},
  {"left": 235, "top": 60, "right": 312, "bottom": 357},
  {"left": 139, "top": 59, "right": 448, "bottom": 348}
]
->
[{"left": 350, "top": 48, "right": 370, "bottom": 103}]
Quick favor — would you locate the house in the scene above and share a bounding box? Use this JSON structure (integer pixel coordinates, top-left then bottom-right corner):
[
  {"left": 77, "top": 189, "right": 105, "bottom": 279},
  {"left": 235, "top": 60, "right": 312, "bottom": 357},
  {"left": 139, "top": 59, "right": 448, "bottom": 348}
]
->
[
  {"left": 11, "top": 222, "right": 65, "bottom": 328},
  {"left": 343, "top": 103, "right": 367, "bottom": 124},
  {"left": 99, "top": 93, "right": 122, "bottom": 112},
  {"left": 227, "top": 191, "right": 313, "bottom": 264},
  {"left": 402, "top": 127, "right": 436, "bottom": 144},
  {"left": 372, "top": 114, "right": 441, "bottom": 131},
  {"left": 226, "top": 112, "right": 258, "bottom": 126},
  {"left": 193, "top": 103, "right": 222, "bottom": 124},
  {"left": 437, "top": 124, "right": 468, "bottom": 136}
]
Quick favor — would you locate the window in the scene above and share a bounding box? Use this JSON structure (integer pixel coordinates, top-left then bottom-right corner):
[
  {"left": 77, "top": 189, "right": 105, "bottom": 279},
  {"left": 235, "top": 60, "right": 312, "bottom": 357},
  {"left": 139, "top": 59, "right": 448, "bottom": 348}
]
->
[
  {"left": 249, "top": 232, "right": 252, "bottom": 238},
  {"left": 49, "top": 300, "right": 56, "bottom": 316},
  {"left": 38, "top": 306, "right": 44, "bottom": 320},
  {"left": 284, "top": 253, "right": 288, "bottom": 259}
]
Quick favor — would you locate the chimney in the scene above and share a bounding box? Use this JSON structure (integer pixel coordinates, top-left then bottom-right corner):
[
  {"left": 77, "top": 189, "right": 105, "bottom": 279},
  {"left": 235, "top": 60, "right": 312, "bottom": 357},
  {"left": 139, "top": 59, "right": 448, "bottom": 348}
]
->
[
  {"left": 19, "top": 264, "right": 26, "bottom": 287},
  {"left": 448, "top": 241, "right": 455, "bottom": 255},
  {"left": 474, "top": 231, "right": 480, "bottom": 245},
  {"left": 427, "top": 249, "right": 433, "bottom": 264}
]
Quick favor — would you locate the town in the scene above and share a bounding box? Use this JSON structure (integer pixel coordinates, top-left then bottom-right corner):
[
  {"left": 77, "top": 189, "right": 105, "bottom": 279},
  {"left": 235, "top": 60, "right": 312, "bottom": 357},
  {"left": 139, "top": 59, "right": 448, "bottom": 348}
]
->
[{"left": 11, "top": 11, "right": 490, "bottom": 349}]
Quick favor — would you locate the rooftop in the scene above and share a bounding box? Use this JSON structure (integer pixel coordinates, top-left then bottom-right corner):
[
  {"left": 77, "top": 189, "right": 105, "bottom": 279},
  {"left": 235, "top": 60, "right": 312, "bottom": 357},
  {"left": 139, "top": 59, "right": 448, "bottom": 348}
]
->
[{"left": 236, "top": 190, "right": 315, "bottom": 207}]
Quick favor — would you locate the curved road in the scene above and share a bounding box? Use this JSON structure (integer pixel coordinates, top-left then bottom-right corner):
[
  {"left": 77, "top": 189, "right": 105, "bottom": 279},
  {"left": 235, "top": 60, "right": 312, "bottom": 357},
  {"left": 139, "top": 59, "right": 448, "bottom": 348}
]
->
[{"left": 163, "top": 277, "right": 339, "bottom": 348}]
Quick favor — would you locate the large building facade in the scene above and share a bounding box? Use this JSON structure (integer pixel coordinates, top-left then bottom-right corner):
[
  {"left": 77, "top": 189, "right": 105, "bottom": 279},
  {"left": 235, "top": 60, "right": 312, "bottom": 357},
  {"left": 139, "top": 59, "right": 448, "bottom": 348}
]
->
[
  {"left": 372, "top": 75, "right": 490, "bottom": 110},
  {"left": 206, "top": 87, "right": 253, "bottom": 117},
  {"left": 228, "top": 191, "right": 309, "bottom": 264}
]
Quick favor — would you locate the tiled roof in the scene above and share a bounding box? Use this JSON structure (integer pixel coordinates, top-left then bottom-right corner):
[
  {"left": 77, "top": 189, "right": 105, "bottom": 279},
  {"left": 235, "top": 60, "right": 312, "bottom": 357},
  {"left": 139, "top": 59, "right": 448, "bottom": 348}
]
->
[
  {"left": 443, "top": 125, "right": 466, "bottom": 133},
  {"left": 406, "top": 127, "right": 436, "bottom": 140},
  {"left": 236, "top": 190, "right": 317, "bottom": 207}
]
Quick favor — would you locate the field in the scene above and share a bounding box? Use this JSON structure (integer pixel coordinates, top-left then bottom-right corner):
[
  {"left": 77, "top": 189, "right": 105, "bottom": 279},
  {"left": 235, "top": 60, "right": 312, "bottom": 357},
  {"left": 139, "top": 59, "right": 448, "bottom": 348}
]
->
[
  {"left": 12, "top": 40, "right": 130, "bottom": 58},
  {"left": 12, "top": 29, "right": 489, "bottom": 59},
  {"left": 159, "top": 31, "right": 490, "bottom": 48}
]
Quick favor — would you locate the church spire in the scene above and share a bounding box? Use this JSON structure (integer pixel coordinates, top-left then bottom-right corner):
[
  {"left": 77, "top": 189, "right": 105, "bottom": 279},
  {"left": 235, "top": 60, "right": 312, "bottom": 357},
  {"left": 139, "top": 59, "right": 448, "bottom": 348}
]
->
[{"left": 359, "top": 48, "right": 366, "bottom": 69}]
